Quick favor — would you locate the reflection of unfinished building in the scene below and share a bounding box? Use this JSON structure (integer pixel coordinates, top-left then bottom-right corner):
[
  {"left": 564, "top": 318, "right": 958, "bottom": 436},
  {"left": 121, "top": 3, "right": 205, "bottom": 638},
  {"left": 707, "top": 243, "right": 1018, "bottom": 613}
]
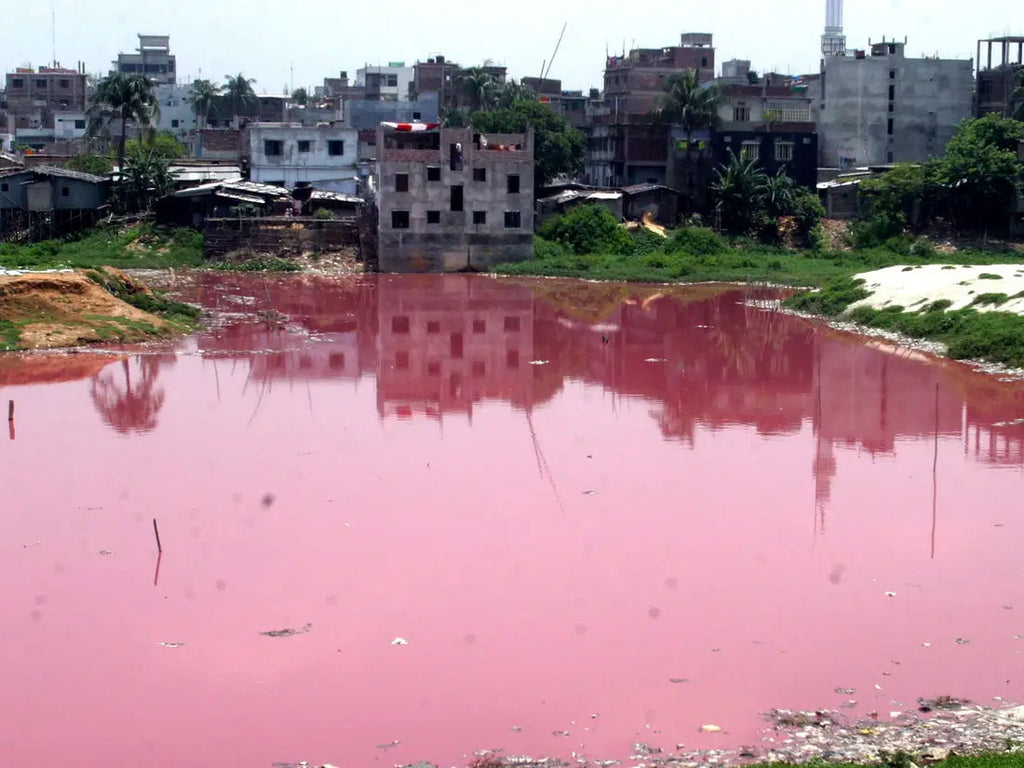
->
[
  {"left": 976, "top": 37, "right": 1024, "bottom": 118},
  {"left": 375, "top": 275, "right": 535, "bottom": 418},
  {"left": 375, "top": 126, "right": 534, "bottom": 272}
]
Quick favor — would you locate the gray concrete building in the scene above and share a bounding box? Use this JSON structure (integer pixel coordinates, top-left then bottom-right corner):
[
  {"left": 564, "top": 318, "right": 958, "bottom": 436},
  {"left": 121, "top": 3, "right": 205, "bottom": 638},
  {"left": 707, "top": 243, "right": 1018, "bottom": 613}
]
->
[
  {"left": 375, "top": 126, "right": 534, "bottom": 272},
  {"left": 816, "top": 40, "right": 974, "bottom": 168},
  {"left": 113, "top": 35, "right": 177, "bottom": 85}
]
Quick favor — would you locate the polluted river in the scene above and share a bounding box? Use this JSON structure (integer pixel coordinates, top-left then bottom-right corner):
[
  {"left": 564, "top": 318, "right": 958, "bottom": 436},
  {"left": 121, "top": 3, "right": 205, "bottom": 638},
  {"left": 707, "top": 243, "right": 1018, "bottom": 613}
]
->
[{"left": 2, "top": 273, "right": 1024, "bottom": 768}]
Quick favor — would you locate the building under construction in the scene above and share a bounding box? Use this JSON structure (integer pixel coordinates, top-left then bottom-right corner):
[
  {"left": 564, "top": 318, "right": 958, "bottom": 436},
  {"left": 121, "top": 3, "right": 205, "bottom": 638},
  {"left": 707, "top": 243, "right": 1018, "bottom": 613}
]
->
[{"left": 976, "top": 37, "right": 1024, "bottom": 119}]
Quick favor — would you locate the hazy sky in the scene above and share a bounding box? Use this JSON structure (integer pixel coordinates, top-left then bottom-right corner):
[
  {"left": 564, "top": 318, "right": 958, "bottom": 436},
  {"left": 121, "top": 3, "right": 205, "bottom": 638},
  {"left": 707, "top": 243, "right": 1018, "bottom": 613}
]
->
[{"left": 1, "top": 0, "right": 1020, "bottom": 94}]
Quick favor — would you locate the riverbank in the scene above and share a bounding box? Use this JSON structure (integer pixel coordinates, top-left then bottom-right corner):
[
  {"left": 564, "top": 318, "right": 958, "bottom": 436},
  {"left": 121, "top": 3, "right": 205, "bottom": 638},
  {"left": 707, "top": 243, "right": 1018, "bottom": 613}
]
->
[{"left": 0, "top": 267, "right": 199, "bottom": 351}]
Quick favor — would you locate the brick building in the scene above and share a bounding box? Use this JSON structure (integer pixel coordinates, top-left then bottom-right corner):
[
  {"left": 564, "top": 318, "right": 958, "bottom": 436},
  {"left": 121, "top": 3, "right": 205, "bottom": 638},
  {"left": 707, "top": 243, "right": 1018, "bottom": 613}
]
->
[
  {"left": 4, "top": 66, "right": 89, "bottom": 131},
  {"left": 375, "top": 125, "right": 534, "bottom": 272}
]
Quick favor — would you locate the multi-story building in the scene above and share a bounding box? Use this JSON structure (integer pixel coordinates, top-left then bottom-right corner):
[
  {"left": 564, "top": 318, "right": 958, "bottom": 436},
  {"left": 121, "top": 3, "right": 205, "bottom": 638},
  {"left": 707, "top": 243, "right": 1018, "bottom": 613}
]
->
[
  {"left": 113, "top": 35, "right": 177, "bottom": 85},
  {"left": 976, "top": 36, "right": 1024, "bottom": 119},
  {"left": 249, "top": 123, "right": 360, "bottom": 192},
  {"left": 411, "top": 55, "right": 459, "bottom": 106},
  {"left": 375, "top": 125, "right": 534, "bottom": 272},
  {"left": 815, "top": 39, "right": 974, "bottom": 167},
  {"left": 154, "top": 84, "right": 197, "bottom": 140},
  {"left": 4, "top": 65, "right": 89, "bottom": 130},
  {"left": 356, "top": 64, "right": 415, "bottom": 101}
]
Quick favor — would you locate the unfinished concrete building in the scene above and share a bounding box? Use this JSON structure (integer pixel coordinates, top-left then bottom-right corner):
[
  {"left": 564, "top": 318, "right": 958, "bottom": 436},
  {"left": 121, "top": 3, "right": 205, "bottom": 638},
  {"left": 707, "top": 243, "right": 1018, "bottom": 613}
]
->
[
  {"left": 375, "top": 125, "right": 534, "bottom": 272},
  {"left": 816, "top": 39, "right": 974, "bottom": 168},
  {"left": 976, "top": 37, "right": 1024, "bottom": 119}
]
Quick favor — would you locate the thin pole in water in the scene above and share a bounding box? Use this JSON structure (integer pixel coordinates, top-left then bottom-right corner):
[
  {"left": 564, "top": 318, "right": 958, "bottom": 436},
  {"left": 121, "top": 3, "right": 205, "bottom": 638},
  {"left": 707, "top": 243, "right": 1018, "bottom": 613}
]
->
[
  {"left": 153, "top": 518, "right": 163, "bottom": 553},
  {"left": 8, "top": 400, "right": 13, "bottom": 421}
]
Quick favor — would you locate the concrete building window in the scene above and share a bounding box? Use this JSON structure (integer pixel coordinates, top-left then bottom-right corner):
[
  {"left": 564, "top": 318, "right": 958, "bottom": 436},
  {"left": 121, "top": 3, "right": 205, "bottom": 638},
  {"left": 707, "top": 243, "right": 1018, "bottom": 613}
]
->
[
  {"left": 427, "top": 361, "right": 441, "bottom": 376},
  {"left": 395, "top": 351, "right": 410, "bottom": 370},
  {"left": 450, "top": 333, "right": 464, "bottom": 359},
  {"left": 888, "top": 85, "right": 895, "bottom": 101},
  {"left": 12, "top": 78, "right": 23, "bottom": 88},
  {"left": 427, "top": 320, "right": 441, "bottom": 334},
  {"left": 171, "top": 119, "right": 180, "bottom": 129},
  {"left": 889, "top": 69, "right": 896, "bottom": 79},
  {"left": 504, "top": 211, "right": 522, "bottom": 229},
  {"left": 450, "top": 185, "right": 464, "bottom": 212},
  {"left": 60, "top": 79, "right": 69, "bottom": 88},
  {"left": 740, "top": 142, "right": 760, "bottom": 160},
  {"left": 506, "top": 349, "right": 520, "bottom": 369},
  {"left": 264, "top": 139, "right": 283, "bottom": 156},
  {"left": 392, "top": 210, "right": 410, "bottom": 229},
  {"left": 473, "top": 167, "right": 487, "bottom": 182},
  {"left": 36, "top": 79, "right": 47, "bottom": 88},
  {"left": 507, "top": 174, "right": 520, "bottom": 194},
  {"left": 504, "top": 316, "right": 521, "bottom": 332},
  {"left": 426, "top": 210, "right": 440, "bottom": 224},
  {"left": 387, "top": 75, "right": 398, "bottom": 87},
  {"left": 774, "top": 142, "right": 794, "bottom": 161},
  {"left": 61, "top": 187, "right": 70, "bottom": 197},
  {"left": 733, "top": 104, "right": 750, "bottom": 122},
  {"left": 427, "top": 166, "right": 441, "bottom": 182},
  {"left": 75, "top": 120, "right": 85, "bottom": 129},
  {"left": 887, "top": 150, "right": 894, "bottom": 163},
  {"left": 392, "top": 316, "right": 411, "bottom": 334},
  {"left": 396, "top": 173, "right": 409, "bottom": 192},
  {"left": 887, "top": 118, "right": 894, "bottom": 135},
  {"left": 298, "top": 140, "right": 311, "bottom": 153},
  {"left": 888, "top": 103, "right": 894, "bottom": 113},
  {"left": 473, "top": 211, "right": 487, "bottom": 225},
  {"left": 473, "top": 319, "right": 486, "bottom": 333},
  {"left": 0, "top": 183, "right": 7, "bottom": 192},
  {"left": 328, "top": 140, "right": 345, "bottom": 156}
]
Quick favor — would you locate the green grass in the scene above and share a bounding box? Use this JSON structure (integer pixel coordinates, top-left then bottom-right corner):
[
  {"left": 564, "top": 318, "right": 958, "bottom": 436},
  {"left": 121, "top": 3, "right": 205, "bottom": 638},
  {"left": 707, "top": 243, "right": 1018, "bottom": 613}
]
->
[
  {"left": 493, "top": 233, "right": 1024, "bottom": 289},
  {"left": 0, "top": 224, "right": 203, "bottom": 270},
  {"left": 83, "top": 268, "right": 201, "bottom": 329},
  {"left": 208, "top": 256, "right": 303, "bottom": 272}
]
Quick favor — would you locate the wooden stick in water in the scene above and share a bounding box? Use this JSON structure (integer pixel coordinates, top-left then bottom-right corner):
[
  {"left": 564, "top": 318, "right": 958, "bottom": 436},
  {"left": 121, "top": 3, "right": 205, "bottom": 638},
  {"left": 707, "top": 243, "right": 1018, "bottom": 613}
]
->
[
  {"left": 153, "top": 518, "right": 163, "bottom": 553},
  {"left": 7, "top": 400, "right": 13, "bottom": 421}
]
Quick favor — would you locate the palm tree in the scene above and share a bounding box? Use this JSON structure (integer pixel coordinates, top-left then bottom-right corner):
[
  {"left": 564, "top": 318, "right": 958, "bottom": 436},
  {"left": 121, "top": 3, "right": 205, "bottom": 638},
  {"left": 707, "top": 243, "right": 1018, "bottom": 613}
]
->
[
  {"left": 657, "top": 69, "right": 721, "bottom": 145},
  {"left": 711, "top": 153, "right": 769, "bottom": 233},
  {"left": 223, "top": 73, "right": 257, "bottom": 127},
  {"left": 456, "top": 67, "right": 498, "bottom": 112},
  {"left": 763, "top": 168, "right": 797, "bottom": 218},
  {"left": 86, "top": 72, "right": 159, "bottom": 170},
  {"left": 188, "top": 79, "right": 221, "bottom": 130},
  {"left": 495, "top": 79, "right": 536, "bottom": 109}
]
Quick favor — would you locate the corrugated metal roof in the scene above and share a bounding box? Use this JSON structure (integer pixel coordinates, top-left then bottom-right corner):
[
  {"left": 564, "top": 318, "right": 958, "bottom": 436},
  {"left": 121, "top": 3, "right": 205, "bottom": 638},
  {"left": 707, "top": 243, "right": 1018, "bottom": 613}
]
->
[
  {"left": 29, "top": 165, "right": 107, "bottom": 183},
  {"left": 309, "top": 190, "right": 363, "bottom": 204}
]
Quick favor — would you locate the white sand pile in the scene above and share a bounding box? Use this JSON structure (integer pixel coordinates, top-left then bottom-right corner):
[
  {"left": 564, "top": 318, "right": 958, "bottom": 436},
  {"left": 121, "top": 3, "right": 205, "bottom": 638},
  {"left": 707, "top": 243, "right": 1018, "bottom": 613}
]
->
[{"left": 849, "top": 263, "right": 1024, "bottom": 314}]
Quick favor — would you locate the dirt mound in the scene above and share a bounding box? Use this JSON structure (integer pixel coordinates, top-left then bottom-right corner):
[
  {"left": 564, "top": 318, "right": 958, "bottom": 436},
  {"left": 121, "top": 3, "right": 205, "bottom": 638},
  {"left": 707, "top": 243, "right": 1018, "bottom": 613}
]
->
[
  {"left": 0, "top": 268, "right": 171, "bottom": 350},
  {"left": 0, "top": 352, "right": 122, "bottom": 386}
]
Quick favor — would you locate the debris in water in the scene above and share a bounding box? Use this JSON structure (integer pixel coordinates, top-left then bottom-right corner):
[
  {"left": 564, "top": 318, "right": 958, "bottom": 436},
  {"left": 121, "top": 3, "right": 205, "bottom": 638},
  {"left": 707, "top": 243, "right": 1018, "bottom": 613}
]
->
[
  {"left": 158, "top": 642, "right": 185, "bottom": 648},
  {"left": 510, "top": 725, "right": 524, "bottom": 732},
  {"left": 700, "top": 724, "right": 723, "bottom": 733},
  {"left": 98, "top": 550, "right": 113, "bottom": 556},
  {"left": 835, "top": 687, "right": 857, "bottom": 695},
  {"left": 391, "top": 637, "right": 409, "bottom": 646},
  {"left": 260, "top": 623, "right": 312, "bottom": 638},
  {"left": 956, "top": 637, "right": 971, "bottom": 645},
  {"left": 645, "top": 358, "right": 667, "bottom": 363},
  {"left": 670, "top": 678, "right": 690, "bottom": 684},
  {"left": 885, "top": 591, "right": 898, "bottom": 597},
  {"left": 552, "top": 730, "right": 570, "bottom": 737},
  {"left": 375, "top": 740, "right": 400, "bottom": 750},
  {"left": 528, "top": 360, "right": 550, "bottom": 366},
  {"left": 582, "top": 490, "right": 598, "bottom": 496}
]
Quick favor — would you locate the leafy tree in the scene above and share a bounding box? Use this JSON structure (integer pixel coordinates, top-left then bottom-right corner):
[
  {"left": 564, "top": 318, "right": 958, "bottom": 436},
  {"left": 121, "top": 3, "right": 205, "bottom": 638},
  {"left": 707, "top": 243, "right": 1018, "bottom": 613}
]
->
[
  {"left": 711, "top": 153, "right": 768, "bottom": 232},
  {"left": 86, "top": 72, "right": 159, "bottom": 169},
  {"left": 188, "top": 78, "right": 221, "bottom": 129},
  {"left": 656, "top": 70, "right": 720, "bottom": 142},
  {"left": 66, "top": 154, "right": 114, "bottom": 176},
  {"left": 538, "top": 204, "right": 634, "bottom": 255},
  {"left": 791, "top": 190, "right": 826, "bottom": 244},
  {"left": 469, "top": 99, "right": 585, "bottom": 187},
  {"left": 495, "top": 79, "right": 536, "bottom": 109},
  {"left": 859, "top": 162, "right": 939, "bottom": 228},
  {"left": 456, "top": 67, "right": 498, "bottom": 112},
  {"left": 223, "top": 73, "right": 257, "bottom": 126},
  {"left": 440, "top": 107, "right": 467, "bottom": 128},
  {"left": 936, "top": 114, "right": 1023, "bottom": 232},
  {"left": 126, "top": 131, "right": 185, "bottom": 162},
  {"left": 291, "top": 87, "right": 308, "bottom": 106}
]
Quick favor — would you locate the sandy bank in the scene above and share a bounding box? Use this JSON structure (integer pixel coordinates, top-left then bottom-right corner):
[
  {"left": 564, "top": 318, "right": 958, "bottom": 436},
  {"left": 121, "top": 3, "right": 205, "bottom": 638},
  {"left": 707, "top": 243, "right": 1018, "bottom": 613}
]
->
[
  {"left": 851, "top": 264, "right": 1024, "bottom": 314},
  {"left": 0, "top": 268, "right": 173, "bottom": 350}
]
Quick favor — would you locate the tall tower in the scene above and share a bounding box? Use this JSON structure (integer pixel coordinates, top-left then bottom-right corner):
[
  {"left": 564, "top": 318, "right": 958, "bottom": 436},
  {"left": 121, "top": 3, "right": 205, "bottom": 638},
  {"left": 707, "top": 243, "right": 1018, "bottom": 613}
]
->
[{"left": 821, "top": 0, "right": 847, "bottom": 57}]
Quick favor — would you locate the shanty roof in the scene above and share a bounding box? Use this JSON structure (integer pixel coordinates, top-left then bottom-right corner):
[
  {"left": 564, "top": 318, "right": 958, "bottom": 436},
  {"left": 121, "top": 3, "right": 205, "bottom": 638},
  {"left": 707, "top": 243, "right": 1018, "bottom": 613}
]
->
[
  {"left": 170, "top": 164, "right": 243, "bottom": 184},
  {"left": 172, "top": 180, "right": 292, "bottom": 200},
  {"left": 620, "top": 183, "right": 681, "bottom": 195},
  {"left": 215, "top": 191, "right": 265, "bottom": 205},
  {"left": 542, "top": 189, "right": 623, "bottom": 205},
  {"left": 0, "top": 165, "right": 106, "bottom": 184},
  {"left": 309, "top": 190, "right": 363, "bottom": 205}
]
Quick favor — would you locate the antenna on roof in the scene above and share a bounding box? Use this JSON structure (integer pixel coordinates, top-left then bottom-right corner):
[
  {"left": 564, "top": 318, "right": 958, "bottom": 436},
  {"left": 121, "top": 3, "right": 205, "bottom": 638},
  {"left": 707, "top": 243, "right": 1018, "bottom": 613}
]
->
[
  {"left": 541, "top": 22, "right": 568, "bottom": 80},
  {"left": 51, "top": 4, "right": 56, "bottom": 68}
]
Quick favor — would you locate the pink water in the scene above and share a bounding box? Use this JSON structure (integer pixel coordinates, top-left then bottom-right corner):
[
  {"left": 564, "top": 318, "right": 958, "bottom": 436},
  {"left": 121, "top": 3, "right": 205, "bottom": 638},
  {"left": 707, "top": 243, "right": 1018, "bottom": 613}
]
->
[{"left": 2, "top": 274, "right": 1024, "bottom": 768}]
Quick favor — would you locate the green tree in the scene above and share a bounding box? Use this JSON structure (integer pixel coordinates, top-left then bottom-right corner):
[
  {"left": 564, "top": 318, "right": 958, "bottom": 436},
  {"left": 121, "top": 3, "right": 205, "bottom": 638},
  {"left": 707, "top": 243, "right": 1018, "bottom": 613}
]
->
[
  {"left": 115, "top": 148, "right": 178, "bottom": 213},
  {"left": 538, "top": 204, "right": 634, "bottom": 255},
  {"left": 126, "top": 131, "right": 186, "bottom": 162},
  {"left": 440, "top": 107, "right": 467, "bottom": 128},
  {"left": 188, "top": 78, "right": 221, "bottom": 129},
  {"left": 711, "top": 153, "right": 769, "bottom": 233},
  {"left": 223, "top": 73, "right": 257, "bottom": 127},
  {"left": 764, "top": 168, "right": 798, "bottom": 218},
  {"left": 495, "top": 79, "right": 536, "bottom": 109},
  {"left": 66, "top": 154, "right": 114, "bottom": 176},
  {"left": 291, "top": 87, "right": 308, "bottom": 106},
  {"left": 86, "top": 72, "right": 159, "bottom": 170},
  {"left": 456, "top": 67, "right": 499, "bottom": 112},
  {"left": 656, "top": 70, "right": 720, "bottom": 142},
  {"left": 859, "top": 162, "right": 939, "bottom": 228},
  {"left": 937, "top": 114, "right": 1023, "bottom": 232},
  {"left": 469, "top": 99, "right": 585, "bottom": 187}
]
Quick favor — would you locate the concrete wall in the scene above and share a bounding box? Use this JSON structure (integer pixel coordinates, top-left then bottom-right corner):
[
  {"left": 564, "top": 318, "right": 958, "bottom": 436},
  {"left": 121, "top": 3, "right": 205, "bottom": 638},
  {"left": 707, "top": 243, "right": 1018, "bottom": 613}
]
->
[
  {"left": 249, "top": 124, "right": 359, "bottom": 192},
  {"left": 356, "top": 66, "right": 415, "bottom": 100},
  {"left": 818, "top": 46, "right": 974, "bottom": 167},
  {"left": 376, "top": 127, "right": 535, "bottom": 272},
  {"left": 343, "top": 95, "right": 439, "bottom": 130},
  {"left": 155, "top": 84, "right": 197, "bottom": 140}
]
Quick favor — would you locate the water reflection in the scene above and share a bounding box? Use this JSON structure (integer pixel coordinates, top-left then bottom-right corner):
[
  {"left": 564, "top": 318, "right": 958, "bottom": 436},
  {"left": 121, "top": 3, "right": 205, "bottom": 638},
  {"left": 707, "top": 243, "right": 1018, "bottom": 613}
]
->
[{"left": 89, "top": 355, "right": 176, "bottom": 434}]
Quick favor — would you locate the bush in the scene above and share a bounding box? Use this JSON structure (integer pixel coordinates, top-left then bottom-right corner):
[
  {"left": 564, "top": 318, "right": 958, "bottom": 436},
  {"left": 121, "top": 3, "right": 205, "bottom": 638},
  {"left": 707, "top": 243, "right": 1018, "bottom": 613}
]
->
[
  {"left": 538, "top": 204, "right": 634, "bottom": 255},
  {"left": 665, "top": 226, "right": 727, "bottom": 256},
  {"left": 849, "top": 212, "right": 905, "bottom": 249},
  {"left": 313, "top": 208, "right": 335, "bottom": 220},
  {"left": 631, "top": 227, "right": 667, "bottom": 256},
  {"left": 533, "top": 236, "right": 570, "bottom": 261},
  {"left": 792, "top": 190, "right": 825, "bottom": 239},
  {"left": 785, "top": 277, "right": 871, "bottom": 317}
]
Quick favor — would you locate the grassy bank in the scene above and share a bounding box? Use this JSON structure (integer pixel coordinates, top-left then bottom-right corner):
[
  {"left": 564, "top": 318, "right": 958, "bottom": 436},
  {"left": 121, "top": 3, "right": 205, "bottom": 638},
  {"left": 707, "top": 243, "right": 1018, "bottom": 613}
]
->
[
  {"left": 493, "top": 229, "right": 1023, "bottom": 288},
  {"left": 0, "top": 224, "right": 204, "bottom": 270}
]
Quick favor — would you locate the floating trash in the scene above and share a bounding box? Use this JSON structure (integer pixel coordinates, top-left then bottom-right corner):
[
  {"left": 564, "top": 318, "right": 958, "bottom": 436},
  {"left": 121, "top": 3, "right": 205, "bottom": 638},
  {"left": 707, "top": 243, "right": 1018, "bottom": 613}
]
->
[
  {"left": 158, "top": 642, "right": 185, "bottom": 648},
  {"left": 700, "top": 724, "right": 722, "bottom": 733},
  {"left": 885, "top": 591, "right": 898, "bottom": 598},
  {"left": 528, "top": 360, "right": 550, "bottom": 366},
  {"left": 391, "top": 637, "right": 409, "bottom": 646},
  {"left": 98, "top": 550, "right": 113, "bottom": 556},
  {"left": 260, "top": 623, "right": 312, "bottom": 638},
  {"left": 645, "top": 358, "right": 667, "bottom": 363},
  {"left": 582, "top": 490, "right": 598, "bottom": 496},
  {"left": 670, "top": 678, "right": 691, "bottom": 684},
  {"left": 834, "top": 687, "right": 857, "bottom": 695},
  {"left": 956, "top": 637, "right": 971, "bottom": 645},
  {"left": 375, "top": 740, "right": 400, "bottom": 750}
]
